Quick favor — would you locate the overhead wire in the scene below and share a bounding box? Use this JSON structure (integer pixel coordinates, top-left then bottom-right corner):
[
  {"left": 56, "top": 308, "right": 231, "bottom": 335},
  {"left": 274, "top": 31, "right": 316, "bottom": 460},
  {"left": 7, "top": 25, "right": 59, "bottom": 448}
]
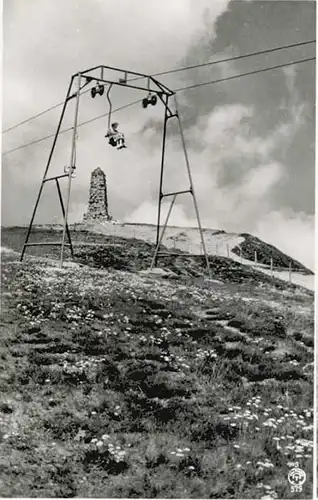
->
[
  {"left": 2, "top": 38, "right": 315, "bottom": 134},
  {"left": 2, "top": 55, "right": 315, "bottom": 156},
  {"left": 134, "top": 38, "right": 316, "bottom": 79},
  {"left": 175, "top": 56, "right": 315, "bottom": 92},
  {"left": 2, "top": 99, "right": 141, "bottom": 155}
]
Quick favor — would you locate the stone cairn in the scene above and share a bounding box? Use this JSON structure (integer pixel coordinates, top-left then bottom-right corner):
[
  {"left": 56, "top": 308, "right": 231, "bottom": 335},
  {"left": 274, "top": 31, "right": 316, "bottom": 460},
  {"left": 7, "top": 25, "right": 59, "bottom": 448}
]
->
[{"left": 83, "top": 167, "right": 112, "bottom": 222}]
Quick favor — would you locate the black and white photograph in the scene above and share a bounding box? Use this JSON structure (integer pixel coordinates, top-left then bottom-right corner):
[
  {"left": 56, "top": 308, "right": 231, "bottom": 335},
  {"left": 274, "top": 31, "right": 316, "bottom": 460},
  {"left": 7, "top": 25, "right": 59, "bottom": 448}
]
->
[{"left": 1, "top": 0, "right": 315, "bottom": 498}]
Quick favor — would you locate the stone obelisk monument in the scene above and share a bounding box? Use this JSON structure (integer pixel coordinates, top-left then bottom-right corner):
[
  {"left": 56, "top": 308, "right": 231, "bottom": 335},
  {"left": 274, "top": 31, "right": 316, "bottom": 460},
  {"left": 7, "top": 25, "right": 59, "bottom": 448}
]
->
[{"left": 83, "top": 167, "right": 112, "bottom": 222}]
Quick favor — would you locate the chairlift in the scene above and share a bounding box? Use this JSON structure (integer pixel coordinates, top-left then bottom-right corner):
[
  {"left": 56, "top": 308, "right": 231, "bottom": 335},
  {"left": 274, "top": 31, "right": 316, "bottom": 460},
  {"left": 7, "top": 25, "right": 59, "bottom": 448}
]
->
[
  {"left": 142, "top": 78, "right": 158, "bottom": 108},
  {"left": 104, "top": 84, "right": 127, "bottom": 150},
  {"left": 91, "top": 81, "right": 105, "bottom": 98}
]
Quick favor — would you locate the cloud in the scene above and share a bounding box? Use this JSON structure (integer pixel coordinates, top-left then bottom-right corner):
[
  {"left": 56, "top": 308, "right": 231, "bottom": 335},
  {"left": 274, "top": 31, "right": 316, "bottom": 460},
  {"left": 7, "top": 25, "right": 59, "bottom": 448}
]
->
[
  {"left": 278, "top": 64, "right": 307, "bottom": 141},
  {"left": 255, "top": 210, "right": 315, "bottom": 270},
  {"left": 242, "top": 162, "right": 283, "bottom": 199},
  {"left": 3, "top": 0, "right": 231, "bottom": 126},
  {"left": 2, "top": 0, "right": 231, "bottom": 218},
  {"left": 126, "top": 200, "right": 196, "bottom": 228}
]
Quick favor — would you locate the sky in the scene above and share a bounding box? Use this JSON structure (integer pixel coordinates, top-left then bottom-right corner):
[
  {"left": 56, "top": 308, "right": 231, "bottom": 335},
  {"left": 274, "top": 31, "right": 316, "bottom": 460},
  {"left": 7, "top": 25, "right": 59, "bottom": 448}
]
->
[{"left": 1, "top": 0, "right": 316, "bottom": 269}]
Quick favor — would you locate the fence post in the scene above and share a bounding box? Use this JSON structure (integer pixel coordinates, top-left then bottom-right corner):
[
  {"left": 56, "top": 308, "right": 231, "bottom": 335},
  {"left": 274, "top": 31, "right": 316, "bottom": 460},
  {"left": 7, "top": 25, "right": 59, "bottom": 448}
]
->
[
  {"left": 270, "top": 257, "right": 273, "bottom": 277},
  {"left": 226, "top": 244, "right": 230, "bottom": 258},
  {"left": 289, "top": 262, "right": 292, "bottom": 284},
  {"left": 254, "top": 250, "right": 257, "bottom": 264}
]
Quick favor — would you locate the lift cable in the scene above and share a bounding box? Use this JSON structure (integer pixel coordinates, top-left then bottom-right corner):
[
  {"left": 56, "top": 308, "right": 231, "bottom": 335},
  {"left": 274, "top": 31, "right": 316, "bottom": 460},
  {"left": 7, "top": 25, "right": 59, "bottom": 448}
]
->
[
  {"left": 2, "top": 55, "right": 315, "bottom": 156},
  {"left": 2, "top": 99, "right": 141, "bottom": 155},
  {"left": 2, "top": 38, "right": 315, "bottom": 134}
]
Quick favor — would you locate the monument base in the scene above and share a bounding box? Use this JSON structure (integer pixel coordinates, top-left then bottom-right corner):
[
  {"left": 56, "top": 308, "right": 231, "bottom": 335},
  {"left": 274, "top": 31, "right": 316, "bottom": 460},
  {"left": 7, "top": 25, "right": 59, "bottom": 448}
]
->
[{"left": 83, "top": 214, "right": 113, "bottom": 222}]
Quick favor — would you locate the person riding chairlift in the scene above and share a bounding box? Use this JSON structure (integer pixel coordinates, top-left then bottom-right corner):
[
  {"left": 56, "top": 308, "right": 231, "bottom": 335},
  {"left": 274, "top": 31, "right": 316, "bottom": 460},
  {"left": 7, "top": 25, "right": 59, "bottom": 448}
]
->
[{"left": 105, "top": 122, "right": 126, "bottom": 150}]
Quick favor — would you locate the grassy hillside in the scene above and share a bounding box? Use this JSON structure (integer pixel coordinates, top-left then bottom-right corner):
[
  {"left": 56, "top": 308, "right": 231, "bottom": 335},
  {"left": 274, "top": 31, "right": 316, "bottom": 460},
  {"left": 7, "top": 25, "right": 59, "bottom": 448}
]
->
[
  {"left": 0, "top": 227, "right": 314, "bottom": 498},
  {"left": 232, "top": 234, "right": 313, "bottom": 274}
]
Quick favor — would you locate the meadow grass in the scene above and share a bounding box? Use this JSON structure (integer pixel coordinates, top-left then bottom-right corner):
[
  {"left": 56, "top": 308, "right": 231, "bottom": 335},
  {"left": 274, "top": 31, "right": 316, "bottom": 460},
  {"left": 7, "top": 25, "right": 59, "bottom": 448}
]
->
[{"left": 0, "top": 228, "right": 314, "bottom": 498}]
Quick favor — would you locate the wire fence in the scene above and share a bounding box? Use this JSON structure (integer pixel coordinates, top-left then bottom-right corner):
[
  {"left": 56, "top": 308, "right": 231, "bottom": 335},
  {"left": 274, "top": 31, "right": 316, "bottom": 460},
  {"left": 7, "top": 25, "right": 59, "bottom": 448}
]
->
[{"left": 168, "top": 238, "right": 299, "bottom": 285}]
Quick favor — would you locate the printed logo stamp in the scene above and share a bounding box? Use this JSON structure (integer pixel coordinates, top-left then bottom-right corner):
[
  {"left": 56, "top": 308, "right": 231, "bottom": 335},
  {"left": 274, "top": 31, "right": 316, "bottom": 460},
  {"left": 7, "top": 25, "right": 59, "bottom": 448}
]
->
[{"left": 287, "top": 462, "right": 306, "bottom": 493}]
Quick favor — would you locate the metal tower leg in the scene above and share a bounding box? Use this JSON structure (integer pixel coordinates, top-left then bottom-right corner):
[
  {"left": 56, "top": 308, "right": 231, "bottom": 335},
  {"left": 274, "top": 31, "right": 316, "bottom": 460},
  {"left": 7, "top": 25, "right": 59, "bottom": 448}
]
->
[
  {"left": 60, "top": 73, "right": 81, "bottom": 267},
  {"left": 151, "top": 194, "right": 176, "bottom": 269},
  {"left": 20, "top": 76, "right": 75, "bottom": 262},
  {"left": 155, "top": 94, "right": 169, "bottom": 253},
  {"left": 55, "top": 179, "right": 74, "bottom": 258},
  {"left": 174, "top": 95, "right": 211, "bottom": 277}
]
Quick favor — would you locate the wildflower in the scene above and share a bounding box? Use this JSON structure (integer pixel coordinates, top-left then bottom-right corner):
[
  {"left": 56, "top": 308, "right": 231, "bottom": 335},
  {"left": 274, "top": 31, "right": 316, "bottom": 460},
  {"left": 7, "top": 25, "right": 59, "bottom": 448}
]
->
[{"left": 264, "top": 462, "right": 274, "bottom": 468}]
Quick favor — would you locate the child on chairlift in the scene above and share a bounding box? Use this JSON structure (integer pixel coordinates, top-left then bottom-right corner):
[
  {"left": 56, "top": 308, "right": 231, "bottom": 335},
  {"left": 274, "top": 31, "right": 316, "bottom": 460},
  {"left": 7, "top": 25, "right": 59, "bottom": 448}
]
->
[{"left": 105, "top": 122, "right": 126, "bottom": 150}]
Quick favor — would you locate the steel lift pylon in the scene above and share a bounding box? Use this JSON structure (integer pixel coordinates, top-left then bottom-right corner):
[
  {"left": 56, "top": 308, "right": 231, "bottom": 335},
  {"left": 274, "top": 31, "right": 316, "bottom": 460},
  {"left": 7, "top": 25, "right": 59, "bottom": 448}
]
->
[{"left": 20, "top": 65, "right": 210, "bottom": 276}]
